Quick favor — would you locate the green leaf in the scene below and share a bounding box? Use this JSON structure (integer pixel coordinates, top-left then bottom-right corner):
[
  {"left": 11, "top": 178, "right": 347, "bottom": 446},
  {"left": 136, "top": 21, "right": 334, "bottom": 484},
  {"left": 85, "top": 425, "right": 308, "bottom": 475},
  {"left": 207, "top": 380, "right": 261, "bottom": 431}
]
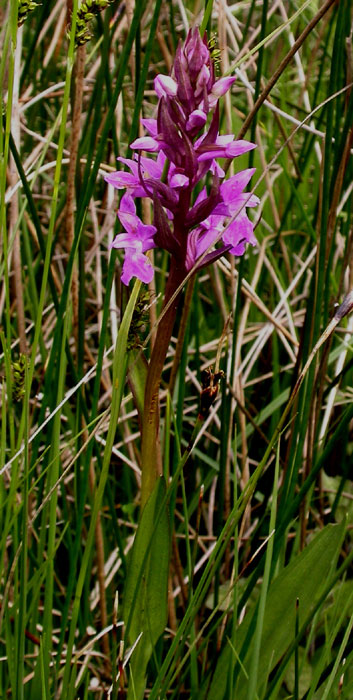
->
[
  {"left": 200, "top": 643, "right": 234, "bottom": 700},
  {"left": 207, "top": 521, "right": 345, "bottom": 700},
  {"left": 124, "top": 477, "right": 170, "bottom": 700},
  {"left": 235, "top": 520, "right": 345, "bottom": 699},
  {"left": 284, "top": 646, "right": 312, "bottom": 697}
]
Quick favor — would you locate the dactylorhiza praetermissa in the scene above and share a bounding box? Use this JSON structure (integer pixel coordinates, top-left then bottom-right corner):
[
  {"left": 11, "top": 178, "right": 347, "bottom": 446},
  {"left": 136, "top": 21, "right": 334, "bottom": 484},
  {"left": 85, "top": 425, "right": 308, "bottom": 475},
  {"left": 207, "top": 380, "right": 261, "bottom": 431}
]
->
[{"left": 105, "top": 28, "right": 259, "bottom": 285}]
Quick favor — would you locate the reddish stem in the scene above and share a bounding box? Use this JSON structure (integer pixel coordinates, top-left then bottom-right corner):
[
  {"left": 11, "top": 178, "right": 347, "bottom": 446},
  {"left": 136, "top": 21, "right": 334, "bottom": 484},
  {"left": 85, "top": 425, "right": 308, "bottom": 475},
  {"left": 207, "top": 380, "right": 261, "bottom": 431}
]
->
[{"left": 140, "top": 264, "right": 185, "bottom": 508}]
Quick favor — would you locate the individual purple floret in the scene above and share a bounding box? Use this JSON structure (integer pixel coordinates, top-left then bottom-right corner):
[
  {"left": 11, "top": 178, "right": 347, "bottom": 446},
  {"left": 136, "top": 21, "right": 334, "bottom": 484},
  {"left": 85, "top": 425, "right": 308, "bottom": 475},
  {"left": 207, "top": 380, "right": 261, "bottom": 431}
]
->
[
  {"left": 110, "top": 194, "right": 156, "bottom": 285},
  {"left": 105, "top": 27, "right": 259, "bottom": 285}
]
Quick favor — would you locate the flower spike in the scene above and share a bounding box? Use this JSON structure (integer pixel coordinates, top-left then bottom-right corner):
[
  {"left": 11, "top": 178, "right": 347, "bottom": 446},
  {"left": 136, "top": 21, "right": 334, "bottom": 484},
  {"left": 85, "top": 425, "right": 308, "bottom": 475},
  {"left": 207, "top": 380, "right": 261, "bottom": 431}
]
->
[{"left": 105, "top": 27, "right": 259, "bottom": 284}]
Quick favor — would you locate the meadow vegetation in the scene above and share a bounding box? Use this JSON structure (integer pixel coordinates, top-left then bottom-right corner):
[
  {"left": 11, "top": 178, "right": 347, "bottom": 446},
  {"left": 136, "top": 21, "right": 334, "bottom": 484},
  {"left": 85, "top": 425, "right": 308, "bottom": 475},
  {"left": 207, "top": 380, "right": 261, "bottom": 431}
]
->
[{"left": 1, "top": 0, "right": 353, "bottom": 697}]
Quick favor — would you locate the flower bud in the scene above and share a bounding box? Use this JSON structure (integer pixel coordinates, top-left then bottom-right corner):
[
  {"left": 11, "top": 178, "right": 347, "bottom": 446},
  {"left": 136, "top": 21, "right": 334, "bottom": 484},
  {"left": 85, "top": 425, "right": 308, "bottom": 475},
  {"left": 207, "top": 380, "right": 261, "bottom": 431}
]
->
[{"left": 154, "top": 75, "right": 178, "bottom": 99}]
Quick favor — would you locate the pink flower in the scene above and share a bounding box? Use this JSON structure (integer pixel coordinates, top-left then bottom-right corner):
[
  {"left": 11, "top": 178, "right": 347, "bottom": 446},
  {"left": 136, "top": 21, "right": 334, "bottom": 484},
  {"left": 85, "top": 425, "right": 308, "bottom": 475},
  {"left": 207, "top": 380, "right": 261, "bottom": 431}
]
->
[
  {"left": 105, "top": 28, "right": 259, "bottom": 284},
  {"left": 110, "top": 194, "right": 156, "bottom": 285}
]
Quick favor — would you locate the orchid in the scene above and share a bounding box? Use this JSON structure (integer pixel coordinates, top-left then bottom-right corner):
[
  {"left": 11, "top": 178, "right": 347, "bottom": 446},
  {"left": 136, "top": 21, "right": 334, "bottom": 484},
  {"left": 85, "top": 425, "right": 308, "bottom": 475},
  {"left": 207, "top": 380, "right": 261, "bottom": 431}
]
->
[
  {"left": 105, "top": 27, "right": 259, "bottom": 286},
  {"left": 106, "top": 31, "right": 261, "bottom": 673},
  {"left": 111, "top": 194, "right": 156, "bottom": 285}
]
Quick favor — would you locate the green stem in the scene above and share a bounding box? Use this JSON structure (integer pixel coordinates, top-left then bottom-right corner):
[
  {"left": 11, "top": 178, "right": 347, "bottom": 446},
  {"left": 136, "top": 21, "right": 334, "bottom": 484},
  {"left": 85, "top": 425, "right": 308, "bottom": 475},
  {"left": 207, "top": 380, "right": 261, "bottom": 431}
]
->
[{"left": 140, "top": 265, "right": 185, "bottom": 509}]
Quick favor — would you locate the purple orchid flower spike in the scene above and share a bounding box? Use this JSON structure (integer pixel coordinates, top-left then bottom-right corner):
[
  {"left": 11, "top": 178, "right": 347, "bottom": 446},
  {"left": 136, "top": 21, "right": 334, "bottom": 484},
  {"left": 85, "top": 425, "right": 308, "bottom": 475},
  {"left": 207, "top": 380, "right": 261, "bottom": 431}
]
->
[
  {"left": 105, "top": 27, "right": 259, "bottom": 286},
  {"left": 104, "top": 28, "right": 261, "bottom": 516}
]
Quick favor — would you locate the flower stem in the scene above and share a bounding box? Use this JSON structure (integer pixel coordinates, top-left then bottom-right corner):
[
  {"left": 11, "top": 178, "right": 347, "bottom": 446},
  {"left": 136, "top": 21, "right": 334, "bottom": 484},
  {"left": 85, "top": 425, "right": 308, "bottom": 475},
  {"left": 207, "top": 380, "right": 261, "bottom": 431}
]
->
[{"left": 140, "top": 265, "right": 185, "bottom": 509}]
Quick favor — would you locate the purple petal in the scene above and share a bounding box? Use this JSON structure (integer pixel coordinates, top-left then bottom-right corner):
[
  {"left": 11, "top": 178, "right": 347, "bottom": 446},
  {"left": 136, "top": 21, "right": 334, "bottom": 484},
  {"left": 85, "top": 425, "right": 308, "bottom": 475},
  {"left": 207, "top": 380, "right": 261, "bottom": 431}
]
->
[
  {"left": 110, "top": 233, "right": 137, "bottom": 250},
  {"left": 139, "top": 155, "right": 163, "bottom": 179},
  {"left": 169, "top": 171, "right": 189, "bottom": 187},
  {"left": 130, "top": 136, "right": 161, "bottom": 152},
  {"left": 119, "top": 193, "right": 136, "bottom": 214},
  {"left": 137, "top": 223, "right": 158, "bottom": 243},
  {"left": 174, "top": 53, "right": 195, "bottom": 111},
  {"left": 210, "top": 161, "right": 225, "bottom": 177},
  {"left": 224, "top": 140, "right": 257, "bottom": 158},
  {"left": 121, "top": 250, "right": 154, "bottom": 285},
  {"left": 186, "top": 226, "right": 220, "bottom": 270},
  {"left": 154, "top": 74, "right": 178, "bottom": 98},
  {"left": 185, "top": 185, "right": 221, "bottom": 228},
  {"left": 215, "top": 135, "right": 234, "bottom": 145},
  {"left": 225, "top": 192, "right": 260, "bottom": 215},
  {"left": 117, "top": 156, "right": 139, "bottom": 174},
  {"left": 118, "top": 210, "right": 138, "bottom": 233},
  {"left": 186, "top": 109, "right": 207, "bottom": 132},
  {"left": 117, "top": 195, "right": 157, "bottom": 246},
  {"left": 202, "top": 211, "right": 225, "bottom": 229},
  {"left": 220, "top": 168, "right": 256, "bottom": 202},
  {"left": 111, "top": 227, "right": 156, "bottom": 252},
  {"left": 222, "top": 212, "right": 257, "bottom": 253},
  {"left": 211, "top": 76, "right": 236, "bottom": 98},
  {"left": 210, "top": 201, "right": 231, "bottom": 217},
  {"left": 197, "top": 139, "right": 256, "bottom": 161},
  {"left": 184, "top": 28, "right": 210, "bottom": 74},
  {"left": 140, "top": 118, "right": 158, "bottom": 136},
  {"left": 104, "top": 171, "right": 138, "bottom": 189}
]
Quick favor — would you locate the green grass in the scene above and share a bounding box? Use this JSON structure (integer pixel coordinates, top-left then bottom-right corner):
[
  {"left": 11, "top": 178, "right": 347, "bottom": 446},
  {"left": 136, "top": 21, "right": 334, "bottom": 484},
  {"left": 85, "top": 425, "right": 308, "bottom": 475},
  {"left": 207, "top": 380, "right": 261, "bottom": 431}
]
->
[{"left": 1, "top": 0, "right": 353, "bottom": 697}]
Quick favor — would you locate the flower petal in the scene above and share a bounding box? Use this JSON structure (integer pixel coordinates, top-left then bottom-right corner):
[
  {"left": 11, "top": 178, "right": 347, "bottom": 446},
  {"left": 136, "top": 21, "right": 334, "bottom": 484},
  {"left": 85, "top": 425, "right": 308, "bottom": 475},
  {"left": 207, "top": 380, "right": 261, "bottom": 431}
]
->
[
  {"left": 154, "top": 74, "right": 178, "bottom": 98},
  {"left": 105, "top": 171, "right": 137, "bottom": 189},
  {"left": 220, "top": 168, "right": 256, "bottom": 202},
  {"left": 224, "top": 140, "right": 257, "bottom": 158},
  {"left": 169, "top": 171, "right": 189, "bottom": 188},
  {"left": 222, "top": 212, "right": 257, "bottom": 253},
  {"left": 130, "top": 136, "right": 161, "bottom": 152},
  {"left": 119, "top": 193, "right": 136, "bottom": 214},
  {"left": 225, "top": 192, "right": 260, "bottom": 215},
  {"left": 197, "top": 139, "right": 256, "bottom": 161},
  {"left": 121, "top": 250, "right": 154, "bottom": 285},
  {"left": 186, "top": 109, "right": 207, "bottom": 132},
  {"left": 140, "top": 118, "right": 158, "bottom": 136},
  {"left": 186, "top": 226, "right": 220, "bottom": 270},
  {"left": 211, "top": 76, "right": 236, "bottom": 98}
]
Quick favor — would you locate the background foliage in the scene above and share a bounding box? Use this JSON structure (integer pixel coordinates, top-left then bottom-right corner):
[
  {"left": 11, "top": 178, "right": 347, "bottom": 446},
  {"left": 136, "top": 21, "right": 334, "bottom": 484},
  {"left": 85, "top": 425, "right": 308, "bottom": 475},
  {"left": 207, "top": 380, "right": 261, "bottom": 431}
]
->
[{"left": 1, "top": 0, "right": 353, "bottom": 697}]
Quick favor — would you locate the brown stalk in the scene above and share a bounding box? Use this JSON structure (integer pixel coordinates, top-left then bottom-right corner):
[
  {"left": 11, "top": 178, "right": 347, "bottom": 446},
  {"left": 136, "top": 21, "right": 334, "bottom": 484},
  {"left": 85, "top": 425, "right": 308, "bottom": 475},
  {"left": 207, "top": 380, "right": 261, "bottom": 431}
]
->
[{"left": 156, "top": 26, "right": 173, "bottom": 72}]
